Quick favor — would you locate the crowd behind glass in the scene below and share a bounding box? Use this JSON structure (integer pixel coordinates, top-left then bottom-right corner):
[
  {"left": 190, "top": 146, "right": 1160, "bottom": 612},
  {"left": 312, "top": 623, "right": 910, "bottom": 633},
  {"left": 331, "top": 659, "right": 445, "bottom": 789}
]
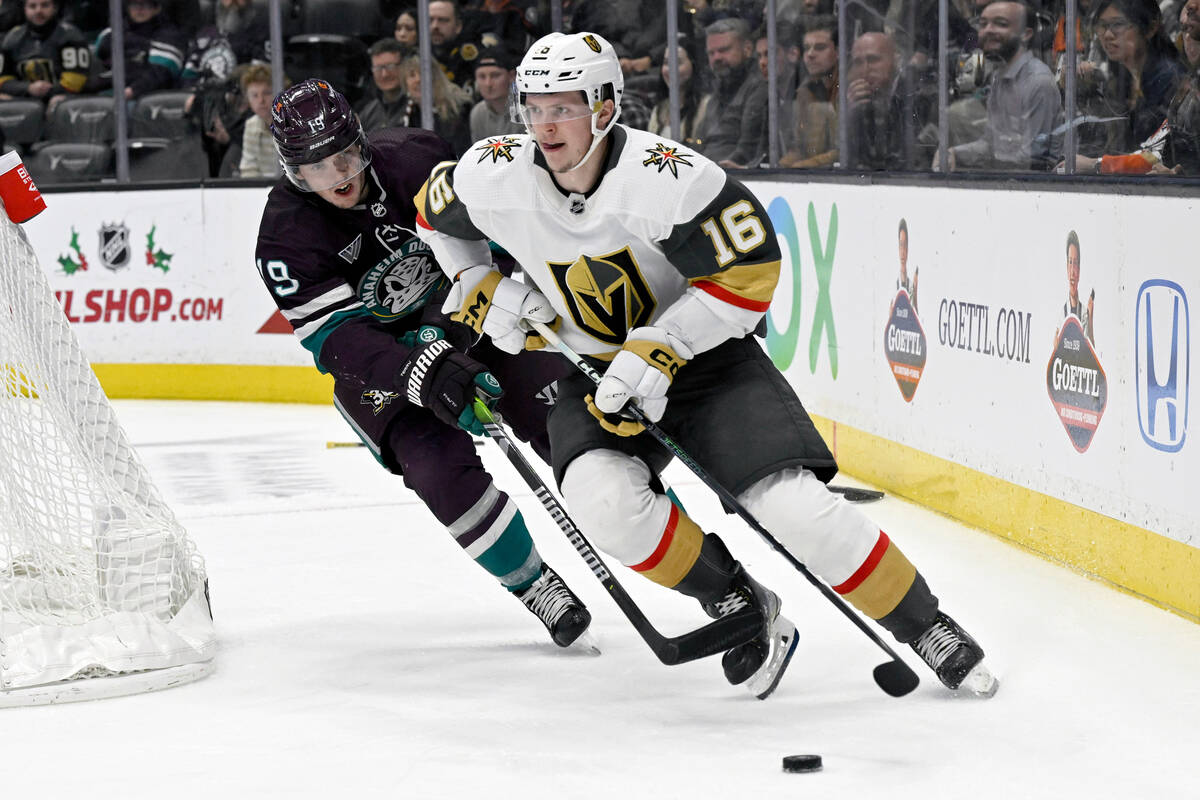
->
[{"left": 1, "top": 0, "right": 1197, "bottom": 183}]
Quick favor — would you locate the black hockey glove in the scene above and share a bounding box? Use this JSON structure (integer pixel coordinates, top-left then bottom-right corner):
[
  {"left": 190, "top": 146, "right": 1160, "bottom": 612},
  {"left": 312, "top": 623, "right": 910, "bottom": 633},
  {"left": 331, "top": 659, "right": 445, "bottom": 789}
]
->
[{"left": 396, "top": 326, "right": 503, "bottom": 436}]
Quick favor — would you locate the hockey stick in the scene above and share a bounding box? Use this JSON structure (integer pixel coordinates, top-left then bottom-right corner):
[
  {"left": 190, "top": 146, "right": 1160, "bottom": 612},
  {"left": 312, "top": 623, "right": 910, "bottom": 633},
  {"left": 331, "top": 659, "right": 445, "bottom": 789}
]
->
[
  {"left": 471, "top": 399, "right": 762, "bottom": 666},
  {"left": 529, "top": 321, "right": 920, "bottom": 697},
  {"left": 827, "top": 485, "right": 885, "bottom": 502}
]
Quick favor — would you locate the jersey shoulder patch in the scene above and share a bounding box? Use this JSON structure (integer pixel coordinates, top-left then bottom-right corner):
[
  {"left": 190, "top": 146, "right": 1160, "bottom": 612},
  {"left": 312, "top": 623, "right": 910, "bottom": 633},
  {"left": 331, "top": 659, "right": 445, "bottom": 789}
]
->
[
  {"left": 613, "top": 126, "right": 726, "bottom": 225},
  {"left": 452, "top": 133, "right": 533, "bottom": 195},
  {"left": 466, "top": 133, "right": 528, "bottom": 166}
]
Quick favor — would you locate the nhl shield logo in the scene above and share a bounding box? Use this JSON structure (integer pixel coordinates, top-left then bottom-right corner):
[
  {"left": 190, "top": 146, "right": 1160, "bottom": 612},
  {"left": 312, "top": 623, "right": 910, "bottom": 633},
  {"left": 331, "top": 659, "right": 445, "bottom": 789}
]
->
[
  {"left": 546, "top": 247, "right": 655, "bottom": 346},
  {"left": 99, "top": 222, "right": 131, "bottom": 271}
]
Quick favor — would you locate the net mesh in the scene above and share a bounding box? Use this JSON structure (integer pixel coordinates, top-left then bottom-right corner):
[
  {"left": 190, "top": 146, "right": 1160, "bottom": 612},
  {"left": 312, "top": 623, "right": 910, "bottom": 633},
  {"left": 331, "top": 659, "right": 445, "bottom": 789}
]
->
[{"left": 0, "top": 214, "right": 213, "bottom": 697}]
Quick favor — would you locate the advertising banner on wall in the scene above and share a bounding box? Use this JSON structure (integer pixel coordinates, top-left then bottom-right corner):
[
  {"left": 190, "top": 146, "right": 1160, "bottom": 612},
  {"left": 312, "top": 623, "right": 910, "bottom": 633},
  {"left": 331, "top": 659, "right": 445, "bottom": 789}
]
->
[
  {"left": 747, "top": 181, "right": 1196, "bottom": 549},
  {"left": 23, "top": 186, "right": 308, "bottom": 367},
  {"left": 20, "top": 181, "right": 1196, "bottom": 552}
]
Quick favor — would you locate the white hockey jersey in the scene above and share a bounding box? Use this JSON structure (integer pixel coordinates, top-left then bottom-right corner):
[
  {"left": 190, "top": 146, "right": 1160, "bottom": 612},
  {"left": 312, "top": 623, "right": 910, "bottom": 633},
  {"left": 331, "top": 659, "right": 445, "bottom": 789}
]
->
[{"left": 416, "top": 124, "right": 781, "bottom": 357}]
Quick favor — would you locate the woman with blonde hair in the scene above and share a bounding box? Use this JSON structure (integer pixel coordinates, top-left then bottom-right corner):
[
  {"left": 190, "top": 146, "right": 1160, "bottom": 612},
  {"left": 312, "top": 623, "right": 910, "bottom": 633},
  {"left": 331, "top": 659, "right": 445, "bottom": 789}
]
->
[{"left": 397, "top": 54, "right": 472, "bottom": 154}]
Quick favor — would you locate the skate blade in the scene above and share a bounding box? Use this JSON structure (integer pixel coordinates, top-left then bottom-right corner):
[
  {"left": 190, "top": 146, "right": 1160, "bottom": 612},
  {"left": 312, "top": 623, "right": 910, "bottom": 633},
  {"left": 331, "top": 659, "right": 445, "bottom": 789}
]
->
[
  {"left": 566, "top": 629, "right": 602, "bottom": 657},
  {"left": 746, "top": 616, "right": 799, "bottom": 700},
  {"left": 958, "top": 662, "right": 998, "bottom": 697}
]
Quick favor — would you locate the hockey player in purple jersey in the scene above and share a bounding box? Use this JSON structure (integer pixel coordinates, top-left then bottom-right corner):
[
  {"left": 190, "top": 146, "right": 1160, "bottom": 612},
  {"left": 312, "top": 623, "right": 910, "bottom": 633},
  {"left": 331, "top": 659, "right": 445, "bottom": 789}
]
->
[{"left": 254, "top": 78, "right": 591, "bottom": 648}]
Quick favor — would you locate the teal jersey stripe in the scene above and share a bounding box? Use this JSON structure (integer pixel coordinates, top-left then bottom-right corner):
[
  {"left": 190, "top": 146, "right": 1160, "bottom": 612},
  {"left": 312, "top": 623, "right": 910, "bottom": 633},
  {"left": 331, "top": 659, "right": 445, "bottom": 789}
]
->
[
  {"left": 473, "top": 512, "right": 535, "bottom": 585},
  {"left": 304, "top": 306, "right": 375, "bottom": 372}
]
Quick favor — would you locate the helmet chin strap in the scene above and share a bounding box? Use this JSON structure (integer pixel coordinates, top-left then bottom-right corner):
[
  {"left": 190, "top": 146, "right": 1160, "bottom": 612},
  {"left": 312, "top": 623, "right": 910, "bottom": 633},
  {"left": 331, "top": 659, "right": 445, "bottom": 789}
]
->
[{"left": 563, "top": 112, "right": 611, "bottom": 173}]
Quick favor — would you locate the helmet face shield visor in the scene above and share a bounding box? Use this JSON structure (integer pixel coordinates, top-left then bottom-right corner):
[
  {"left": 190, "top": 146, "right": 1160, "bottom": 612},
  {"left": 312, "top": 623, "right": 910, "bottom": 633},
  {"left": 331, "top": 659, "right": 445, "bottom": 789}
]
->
[
  {"left": 510, "top": 86, "right": 597, "bottom": 127},
  {"left": 283, "top": 135, "right": 372, "bottom": 192}
]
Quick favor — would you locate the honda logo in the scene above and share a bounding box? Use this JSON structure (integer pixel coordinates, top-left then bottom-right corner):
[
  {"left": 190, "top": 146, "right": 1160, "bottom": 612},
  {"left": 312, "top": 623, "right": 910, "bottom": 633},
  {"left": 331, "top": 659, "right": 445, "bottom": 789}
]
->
[{"left": 1135, "top": 280, "right": 1189, "bottom": 452}]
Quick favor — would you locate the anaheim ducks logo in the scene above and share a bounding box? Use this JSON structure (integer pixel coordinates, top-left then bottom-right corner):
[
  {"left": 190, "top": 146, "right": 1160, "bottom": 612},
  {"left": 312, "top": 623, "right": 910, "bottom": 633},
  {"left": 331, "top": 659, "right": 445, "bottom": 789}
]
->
[
  {"left": 474, "top": 136, "right": 522, "bottom": 163},
  {"left": 546, "top": 246, "right": 655, "bottom": 346},
  {"left": 583, "top": 34, "right": 603, "bottom": 53},
  {"left": 643, "top": 143, "right": 693, "bottom": 178}
]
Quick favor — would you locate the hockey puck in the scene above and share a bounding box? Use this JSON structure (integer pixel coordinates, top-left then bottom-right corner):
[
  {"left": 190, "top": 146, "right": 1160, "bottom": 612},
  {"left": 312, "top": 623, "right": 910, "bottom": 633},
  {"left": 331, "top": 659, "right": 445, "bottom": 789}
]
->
[{"left": 782, "top": 754, "right": 822, "bottom": 773}]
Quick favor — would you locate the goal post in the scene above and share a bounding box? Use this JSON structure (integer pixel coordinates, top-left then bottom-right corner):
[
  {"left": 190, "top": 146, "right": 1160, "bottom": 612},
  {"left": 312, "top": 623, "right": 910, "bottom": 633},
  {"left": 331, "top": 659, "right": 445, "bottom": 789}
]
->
[{"left": 0, "top": 210, "right": 215, "bottom": 707}]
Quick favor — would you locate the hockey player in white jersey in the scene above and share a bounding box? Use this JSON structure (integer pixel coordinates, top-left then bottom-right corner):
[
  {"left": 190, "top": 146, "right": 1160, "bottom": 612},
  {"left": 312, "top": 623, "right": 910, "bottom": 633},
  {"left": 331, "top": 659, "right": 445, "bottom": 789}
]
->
[{"left": 415, "top": 31, "right": 996, "bottom": 697}]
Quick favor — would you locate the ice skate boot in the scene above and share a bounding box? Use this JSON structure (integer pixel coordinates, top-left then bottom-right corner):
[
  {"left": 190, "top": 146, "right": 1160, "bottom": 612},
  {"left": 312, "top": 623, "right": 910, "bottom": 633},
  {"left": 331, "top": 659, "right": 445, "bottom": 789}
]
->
[
  {"left": 516, "top": 564, "right": 592, "bottom": 648},
  {"left": 910, "top": 611, "right": 998, "bottom": 696},
  {"left": 703, "top": 565, "right": 798, "bottom": 699}
]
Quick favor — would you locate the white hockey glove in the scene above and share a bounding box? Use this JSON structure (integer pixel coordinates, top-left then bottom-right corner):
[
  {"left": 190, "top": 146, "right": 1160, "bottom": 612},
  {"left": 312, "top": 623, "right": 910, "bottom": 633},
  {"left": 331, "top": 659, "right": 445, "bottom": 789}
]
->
[
  {"left": 588, "top": 327, "right": 693, "bottom": 437},
  {"left": 441, "top": 265, "right": 557, "bottom": 354}
]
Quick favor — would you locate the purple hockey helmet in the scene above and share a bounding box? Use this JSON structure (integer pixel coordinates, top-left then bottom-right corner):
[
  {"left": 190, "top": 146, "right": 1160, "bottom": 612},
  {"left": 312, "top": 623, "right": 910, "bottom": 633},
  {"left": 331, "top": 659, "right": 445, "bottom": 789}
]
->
[{"left": 270, "top": 78, "right": 372, "bottom": 192}]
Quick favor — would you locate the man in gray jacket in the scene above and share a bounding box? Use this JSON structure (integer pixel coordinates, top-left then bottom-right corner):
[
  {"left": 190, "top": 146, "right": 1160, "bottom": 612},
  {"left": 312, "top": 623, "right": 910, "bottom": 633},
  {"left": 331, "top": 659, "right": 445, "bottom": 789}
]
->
[
  {"left": 937, "top": 0, "right": 1062, "bottom": 170},
  {"left": 697, "top": 17, "right": 767, "bottom": 168}
]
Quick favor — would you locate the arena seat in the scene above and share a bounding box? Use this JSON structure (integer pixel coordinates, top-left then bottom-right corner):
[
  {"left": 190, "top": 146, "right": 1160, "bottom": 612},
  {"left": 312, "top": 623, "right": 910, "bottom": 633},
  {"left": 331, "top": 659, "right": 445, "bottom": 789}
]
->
[
  {"left": 131, "top": 91, "right": 197, "bottom": 140},
  {"left": 0, "top": 99, "right": 46, "bottom": 152},
  {"left": 125, "top": 137, "right": 209, "bottom": 182},
  {"left": 26, "top": 142, "right": 114, "bottom": 184},
  {"left": 45, "top": 95, "right": 116, "bottom": 143}
]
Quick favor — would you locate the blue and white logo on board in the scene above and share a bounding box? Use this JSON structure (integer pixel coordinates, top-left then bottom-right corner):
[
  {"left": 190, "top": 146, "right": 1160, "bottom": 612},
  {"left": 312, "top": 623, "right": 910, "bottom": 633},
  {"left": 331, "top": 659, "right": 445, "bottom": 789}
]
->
[{"left": 1135, "top": 280, "right": 1189, "bottom": 452}]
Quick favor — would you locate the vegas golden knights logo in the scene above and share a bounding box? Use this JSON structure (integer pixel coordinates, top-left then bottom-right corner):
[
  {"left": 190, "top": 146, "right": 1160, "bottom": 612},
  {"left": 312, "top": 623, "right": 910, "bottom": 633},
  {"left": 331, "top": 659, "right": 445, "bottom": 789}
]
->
[
  {"left": 583, "top": 34, "right": 603, "bottom": 53},
  {"left": 547, "top": 247, "right": 655, "bottom": 346}
]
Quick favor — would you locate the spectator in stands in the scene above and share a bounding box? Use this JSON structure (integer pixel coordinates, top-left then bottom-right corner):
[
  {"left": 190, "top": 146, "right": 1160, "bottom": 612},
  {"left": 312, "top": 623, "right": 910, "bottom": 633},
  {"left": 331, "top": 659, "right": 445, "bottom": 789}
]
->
[
  {"left": 94, "top": 0, "right": 187, "bottom": 101},
  {"left": 357, "top": 38, "right": 410, "bottom": 133},
  {"left": 780, "top": 15, "right": 840, "bottom": 167},
  {"left": 396, "top": 53, "right": 472, "bottom": 153},
  {"left": 935, "top": 0, "right": 1062, "bottom": 171},
  {"left": 647, "top": 38, "right": 712, "bottom": 147},
  {"left": 754, "top": 23, "right": 800, "bottom": 155},
  {"left": 1093, "top": 0, "right": 1186, "bottom": 151},
  {"left": 1177, "top": 0, "right": 1200, "bottom": 69},
  {"left": 569, "top": 0, "right": 666, "bottom": 76},
  {"left": 209, "top": 0, "right": 267, "bottom": 63},
  {"left": 0, "top": 0, "right": 89, "bottom": 103},
  {"left": 181, "top": 0, "right": 269, "bottom": 96},
  {"left": 429, "top": 0, "right": 479, "bottom": 90},
  {"left": 1061, "top": 0, "right": 1199, "bottom": 174},
  {"left": 394, "top": 7, "right": 418, "bottom": 50},
  {"left": 180, "top": 0, "right": 267, "bottom": 176},
  {"left": 845, "top": 31, "right": 932, "bottom": 169},
  {"left": 468, "top": 46, "right": 521, "bottom": 141},
  {"left": 696, "top": 16, "right": 766, "bottom": 167},
  {"left": 237, "top": 63, "right": 278, "bottom": 177}
]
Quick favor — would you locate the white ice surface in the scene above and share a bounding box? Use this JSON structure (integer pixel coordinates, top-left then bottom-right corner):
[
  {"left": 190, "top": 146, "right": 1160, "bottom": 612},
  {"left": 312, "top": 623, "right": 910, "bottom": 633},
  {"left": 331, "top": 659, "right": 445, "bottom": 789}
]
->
[{"left": 5, "top": 400, "right": 1198, "bottom": 799}]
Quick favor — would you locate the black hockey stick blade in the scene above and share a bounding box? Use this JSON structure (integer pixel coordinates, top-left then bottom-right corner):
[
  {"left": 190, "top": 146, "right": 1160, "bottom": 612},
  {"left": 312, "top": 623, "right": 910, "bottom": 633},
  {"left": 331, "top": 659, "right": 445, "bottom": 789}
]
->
[
  {"left": 623, "top": 597, "right": 763, "bottom": 666},
  {"left": 473, "top": 400, "right": 761, "bottom": 667},
  {"left": 873, "top": 659, "right": 921, "bottom": 697},
  {"left": 828, "top": 485, "right": 885, "bottom": 502}
]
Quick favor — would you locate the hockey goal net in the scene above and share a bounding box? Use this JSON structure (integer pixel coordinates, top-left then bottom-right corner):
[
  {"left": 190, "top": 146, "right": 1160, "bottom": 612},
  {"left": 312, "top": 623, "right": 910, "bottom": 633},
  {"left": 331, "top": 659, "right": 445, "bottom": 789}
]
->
[{"left": 0, "top": 213, "right": 214, "bottom": 706}]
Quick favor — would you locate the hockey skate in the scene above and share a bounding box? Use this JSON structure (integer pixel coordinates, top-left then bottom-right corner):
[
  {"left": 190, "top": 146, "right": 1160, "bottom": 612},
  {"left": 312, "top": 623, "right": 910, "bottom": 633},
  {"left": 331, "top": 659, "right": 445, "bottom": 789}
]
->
[
  {"left": 703, "top": 566, "right": 798, "bottom": 700},
  {"left": 910, "top": 611, "right": 998, "bottom": 697},
  {"left": 516, "top": 565, "right": 593, "bottom": 648}
]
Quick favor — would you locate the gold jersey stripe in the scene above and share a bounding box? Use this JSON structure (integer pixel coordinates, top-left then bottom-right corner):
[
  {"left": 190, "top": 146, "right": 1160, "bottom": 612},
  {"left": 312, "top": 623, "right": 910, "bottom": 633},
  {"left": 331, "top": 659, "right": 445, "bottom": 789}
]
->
[
  {"left": 633, "top": 505, "right": 704, "bottom": 588},
  {"left": 692, "top": 259, "right": 780, "bottom": 308},
  {"left": 840, "top": 540, "right": 918, "bottom": 620}
]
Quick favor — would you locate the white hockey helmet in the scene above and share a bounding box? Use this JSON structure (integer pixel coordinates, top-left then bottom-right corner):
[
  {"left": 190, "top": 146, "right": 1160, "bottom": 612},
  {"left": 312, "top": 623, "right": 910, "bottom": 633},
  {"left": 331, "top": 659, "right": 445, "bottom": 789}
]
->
[{"left": 512, "top": 31, "right": 624, "bottom": 170}]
